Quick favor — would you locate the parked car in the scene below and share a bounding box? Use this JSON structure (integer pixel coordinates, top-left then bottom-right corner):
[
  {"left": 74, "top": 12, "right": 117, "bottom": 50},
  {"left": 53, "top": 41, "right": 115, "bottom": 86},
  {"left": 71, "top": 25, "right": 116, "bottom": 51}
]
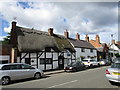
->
[
  {"left": 64, "top": 61, "right": 86, "bottom": 72},
  {"left": 104, "top": 60, "right": 112, "bottom": 66},
  {"left": 106, "top": 59, "right": 120, "bottom": 84},
  {"left": 82, "top": 58, "right": 100, "bottom": 68},
  {"left": 0, "top": 63, "right": 44, "bottom": 85},
  {"left": 99, "top": 59, "right": 111, "bottom": 66},
  {"left": 99, "top": 59, "right": 106, "bottom": 66},
  {"left": 112, "top": 57, "right": 120, "bottom": 63}
]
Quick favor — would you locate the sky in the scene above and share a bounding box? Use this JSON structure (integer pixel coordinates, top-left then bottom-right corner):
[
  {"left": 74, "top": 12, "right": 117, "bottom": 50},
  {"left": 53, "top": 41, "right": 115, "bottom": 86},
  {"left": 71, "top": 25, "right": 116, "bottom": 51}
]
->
[{"left": 0, "top": 0, "right": 119, "bottom": 44}]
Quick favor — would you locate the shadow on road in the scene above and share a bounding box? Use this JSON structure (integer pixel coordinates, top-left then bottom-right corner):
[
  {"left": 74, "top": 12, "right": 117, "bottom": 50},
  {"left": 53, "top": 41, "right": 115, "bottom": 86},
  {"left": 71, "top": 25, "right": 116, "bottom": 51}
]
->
[{"left": 2, "top": 75, "right": 50, "bottom": 86}]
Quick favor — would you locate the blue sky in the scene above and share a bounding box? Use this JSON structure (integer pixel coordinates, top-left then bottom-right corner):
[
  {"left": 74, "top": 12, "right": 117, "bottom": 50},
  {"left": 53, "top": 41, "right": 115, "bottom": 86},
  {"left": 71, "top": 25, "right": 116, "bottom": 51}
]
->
[
  {"left": 0, "top": 15, "right": 10, "bottom": 36},
  {"left": 0, "top": 1, "right": 118, "bottom": 44}
]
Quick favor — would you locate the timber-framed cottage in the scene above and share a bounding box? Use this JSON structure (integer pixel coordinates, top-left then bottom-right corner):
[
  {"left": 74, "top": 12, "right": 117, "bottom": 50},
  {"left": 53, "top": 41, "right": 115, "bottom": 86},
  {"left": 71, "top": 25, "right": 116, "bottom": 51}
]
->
[{"left": 10, "top": 21, "right": 76, "bottom": 71}]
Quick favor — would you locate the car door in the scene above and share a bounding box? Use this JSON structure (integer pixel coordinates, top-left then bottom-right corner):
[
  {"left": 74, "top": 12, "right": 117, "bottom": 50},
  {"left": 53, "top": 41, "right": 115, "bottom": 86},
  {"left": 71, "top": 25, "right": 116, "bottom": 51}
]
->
[
  {"left": 8, "top": 64, "right": 23, "bottom": 80},
  {"left": 91, "top": 60, "right": 96, "bottom": 66},
  {"left": 76, "top": 62, "right": 81, "bottom": 70},
  {"left": 21, "top": 64, "right": 35, "bottom": 78},
  {"left": 94, "top": 60, "right": 98, "bottom": 66}
]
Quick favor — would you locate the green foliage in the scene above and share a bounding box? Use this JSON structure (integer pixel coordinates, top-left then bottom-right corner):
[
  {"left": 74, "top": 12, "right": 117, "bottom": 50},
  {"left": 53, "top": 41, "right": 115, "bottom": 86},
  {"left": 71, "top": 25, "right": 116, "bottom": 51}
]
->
[{"left": 2, "top": 32, "right": 11, "bottom": 45}]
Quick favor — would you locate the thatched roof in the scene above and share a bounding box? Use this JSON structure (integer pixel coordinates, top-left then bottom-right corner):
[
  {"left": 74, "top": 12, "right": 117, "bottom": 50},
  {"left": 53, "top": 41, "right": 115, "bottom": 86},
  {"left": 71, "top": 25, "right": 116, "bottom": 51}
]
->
[{"left": 15, "top": 26, "right": 75, "bottom": 53}]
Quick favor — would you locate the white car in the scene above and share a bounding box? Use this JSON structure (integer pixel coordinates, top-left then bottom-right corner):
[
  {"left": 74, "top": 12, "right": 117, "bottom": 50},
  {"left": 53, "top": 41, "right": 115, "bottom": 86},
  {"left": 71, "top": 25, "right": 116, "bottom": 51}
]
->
[
  {"left": 0, "top": 63, "right": 44, "bottom": 85},
  {"left": 82, "top": 59, "right": 100, "bottom": 68},
  {"left": 106, "top": 60, "right": 120, "bottom": 84}
]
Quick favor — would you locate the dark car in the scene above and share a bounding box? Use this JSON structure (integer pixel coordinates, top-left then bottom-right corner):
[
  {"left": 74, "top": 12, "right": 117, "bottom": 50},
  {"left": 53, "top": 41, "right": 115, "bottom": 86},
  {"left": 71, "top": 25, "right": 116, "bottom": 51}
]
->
[
  {"left": 64, "top": 61, "right": 86, "bottom": 72},
  {"left": 104, "top": 60, "right": 112, "bottom": 66}
]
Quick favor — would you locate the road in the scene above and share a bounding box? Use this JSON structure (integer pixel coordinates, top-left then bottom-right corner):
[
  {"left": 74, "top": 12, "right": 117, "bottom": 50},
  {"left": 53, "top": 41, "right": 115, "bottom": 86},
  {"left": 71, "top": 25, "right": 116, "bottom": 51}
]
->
[{"left": 2, "top": 66, "right": 120, "bottom": 88}]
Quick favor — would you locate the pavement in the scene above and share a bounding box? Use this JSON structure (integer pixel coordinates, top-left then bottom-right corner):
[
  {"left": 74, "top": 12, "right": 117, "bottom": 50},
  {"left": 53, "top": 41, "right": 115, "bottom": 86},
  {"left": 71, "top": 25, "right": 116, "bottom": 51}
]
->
[{"left": 44, "top": 69, "right": 64, "bottom": 75}]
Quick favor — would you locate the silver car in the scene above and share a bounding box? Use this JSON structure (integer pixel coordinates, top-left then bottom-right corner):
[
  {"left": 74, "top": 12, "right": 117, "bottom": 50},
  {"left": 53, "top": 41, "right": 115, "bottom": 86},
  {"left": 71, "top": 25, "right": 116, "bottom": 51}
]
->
[
  {"left": 106, "top": 59, "right": 120, "bottom": 84},
  {"left": 0, "top": 63, "right": 44, "bottom": 85}
]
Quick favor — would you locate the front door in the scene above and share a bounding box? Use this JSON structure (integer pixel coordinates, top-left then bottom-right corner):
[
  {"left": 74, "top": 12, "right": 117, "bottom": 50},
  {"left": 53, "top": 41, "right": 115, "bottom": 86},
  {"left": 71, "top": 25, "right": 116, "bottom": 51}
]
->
[{"left": 58, "top": 56, "right": 64, "bottom": 69}]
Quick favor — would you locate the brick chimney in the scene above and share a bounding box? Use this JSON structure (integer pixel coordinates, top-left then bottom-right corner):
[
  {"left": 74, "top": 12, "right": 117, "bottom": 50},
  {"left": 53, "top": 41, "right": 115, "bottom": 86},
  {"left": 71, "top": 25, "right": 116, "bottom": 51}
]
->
[
  {"left": 48, "top": 28, "right": 53, "bottom": 36},
  {"left": 112, "top": 40, "right": 115, "bottom": 44},
  {"left": 11, "top": 21, "right": 17, "bottom": 47},
  {"left": 10, "top": 21, "right": 17, "bottom": 63},
  {"left": 76, "top": 33, "right": 80, "bottom": 40},
  {"left": 64, "top": 29, "right": 69, "bottom": 38},
  {"left": 85, "top": 34, "right": 89, "bottom": 42},
  {"left": 96, "top": 35, "right": 100, "bottom": 43}
]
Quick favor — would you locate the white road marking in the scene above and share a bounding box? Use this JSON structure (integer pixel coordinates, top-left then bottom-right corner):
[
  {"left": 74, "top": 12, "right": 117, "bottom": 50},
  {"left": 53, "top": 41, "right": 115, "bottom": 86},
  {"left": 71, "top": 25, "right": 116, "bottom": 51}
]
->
[{"left": 48, "top": 80, "right": 78, "bottom": 88}]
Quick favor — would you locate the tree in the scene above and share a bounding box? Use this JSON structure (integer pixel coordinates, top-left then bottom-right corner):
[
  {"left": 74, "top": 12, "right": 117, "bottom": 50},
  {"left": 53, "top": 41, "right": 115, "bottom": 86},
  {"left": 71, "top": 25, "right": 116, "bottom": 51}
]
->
[{"left": 2, "top": 32, "right": 11, "bottom": 45}]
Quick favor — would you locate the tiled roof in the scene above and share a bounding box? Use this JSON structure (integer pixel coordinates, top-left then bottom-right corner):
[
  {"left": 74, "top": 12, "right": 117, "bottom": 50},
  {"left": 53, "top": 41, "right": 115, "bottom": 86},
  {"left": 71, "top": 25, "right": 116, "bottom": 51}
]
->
[
  {"left": 68, "top": 38, "right": 96, "bottom": 49},
  {"left": 115, "top": 44, "right": 120, "bottom": 49}
]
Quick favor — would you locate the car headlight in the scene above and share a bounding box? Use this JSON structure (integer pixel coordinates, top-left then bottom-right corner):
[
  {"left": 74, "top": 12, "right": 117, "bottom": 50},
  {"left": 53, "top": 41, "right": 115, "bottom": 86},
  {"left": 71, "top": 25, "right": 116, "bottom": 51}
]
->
[{"left": 69, "top": 67, "right": 73, "bottom": 69}]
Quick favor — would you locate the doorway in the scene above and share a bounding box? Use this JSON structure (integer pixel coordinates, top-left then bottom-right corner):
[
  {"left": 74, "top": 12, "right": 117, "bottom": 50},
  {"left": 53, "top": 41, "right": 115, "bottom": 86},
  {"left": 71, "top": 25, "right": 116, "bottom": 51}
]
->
[{"left": 58, "top": 56, "right": 64, "bottom": 69}]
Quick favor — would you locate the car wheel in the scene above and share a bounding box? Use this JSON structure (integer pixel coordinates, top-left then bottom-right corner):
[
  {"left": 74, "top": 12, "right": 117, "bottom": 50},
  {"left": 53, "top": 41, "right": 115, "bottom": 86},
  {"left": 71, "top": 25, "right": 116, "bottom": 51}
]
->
[
  {"left": 90, "top": 64, "right": 93, "bottom": 68},
  {"left": 2, "top": 77, "right": 10, "bottom": 85},
  {"left": 98, "top": 64, "right": 100, "bottom": 67},
  {"left": 34, "top": 73, "right": 41, "bottom": 79},
  {"left": 72, "top": 68, "right": 77, "bottom": 72},
  {"left": 83, "top": 66, "right": 86, "bottom": 70}
]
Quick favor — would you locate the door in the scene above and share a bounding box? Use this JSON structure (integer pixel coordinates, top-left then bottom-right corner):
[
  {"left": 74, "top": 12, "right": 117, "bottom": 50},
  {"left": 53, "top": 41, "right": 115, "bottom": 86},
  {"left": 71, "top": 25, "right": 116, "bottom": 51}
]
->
[
  {"left": 8, "top": 65, "right": 24, "bottom": 80},
  {"left": 21, "top": 64, "right": 35, "bottom": 78},
  {"left": 58, "top": 56, "right": 64, "bottom": 69}
]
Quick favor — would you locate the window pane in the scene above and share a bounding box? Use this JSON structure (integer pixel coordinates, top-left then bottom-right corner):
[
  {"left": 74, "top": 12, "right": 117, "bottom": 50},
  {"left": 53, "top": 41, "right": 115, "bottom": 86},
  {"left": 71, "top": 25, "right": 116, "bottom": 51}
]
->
[
  {"left": 21, "top": 64, "right": 31, "bottom": 69},
  {"left": 2, "top": 65, "right": 10, "bottom": 70},
  {"left": 10, "top": 65, "right": 22, "bottom": 70}
]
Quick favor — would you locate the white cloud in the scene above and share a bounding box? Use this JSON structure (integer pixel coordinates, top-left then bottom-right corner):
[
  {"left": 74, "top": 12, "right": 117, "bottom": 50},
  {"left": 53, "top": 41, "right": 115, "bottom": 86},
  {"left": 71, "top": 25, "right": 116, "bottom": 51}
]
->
[
  {"left": 0, "top": 36, "right": 6, "bottom": 41},
  {"left": 0, "top": 1, "right": 118, "bottom": 43}
]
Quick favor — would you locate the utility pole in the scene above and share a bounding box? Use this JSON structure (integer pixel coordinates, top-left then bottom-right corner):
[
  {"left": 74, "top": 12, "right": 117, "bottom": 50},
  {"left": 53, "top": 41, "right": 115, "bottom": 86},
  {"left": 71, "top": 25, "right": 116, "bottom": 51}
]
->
[{"left": 111, "top": 34, "right": 115, "bottom": 61}]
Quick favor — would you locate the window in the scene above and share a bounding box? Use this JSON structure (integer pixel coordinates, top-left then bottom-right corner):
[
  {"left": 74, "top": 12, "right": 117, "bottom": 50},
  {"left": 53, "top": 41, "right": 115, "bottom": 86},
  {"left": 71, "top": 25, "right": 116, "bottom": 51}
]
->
[
  {"left": 2, "top": 65, "right": 11, "bottom": 70},
  {"left": 10, "top": 65, "right": 22, "bottom": 70},
  {"left": 81, "top": 48, "right": 85, "bottom": 52},
  {"left": 45, "top": 48, "right": 51, "bottom": 52},
  {"left": 21, "top": 64, "right": 31, "bottom": 69},
  {"left": 90, "top": 60, "right": 94, "bottom": 62},
  {"left": 111, "top": 63, "right": 120, "bottom": 68},
  {"left": 40, "top": 58, "right": 52, "bottom": 64},
  {"left": 90, "top": 49, "right": 93, "bottom": 53},
  {"left": 81, "top": 57, "right": 85, "bottom": 61}
]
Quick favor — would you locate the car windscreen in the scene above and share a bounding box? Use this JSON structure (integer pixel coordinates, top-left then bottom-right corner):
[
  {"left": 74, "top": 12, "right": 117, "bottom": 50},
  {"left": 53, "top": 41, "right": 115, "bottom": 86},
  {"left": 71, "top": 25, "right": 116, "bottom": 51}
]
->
[
  {"left": 111, "top": 63, "right": 120, "bottom": 68},
  {"left": 82, "top": 60, "right": 88, "bottom": 62},
  {"left": 68, "top": 62, "right": 76, "bottom": 66}
]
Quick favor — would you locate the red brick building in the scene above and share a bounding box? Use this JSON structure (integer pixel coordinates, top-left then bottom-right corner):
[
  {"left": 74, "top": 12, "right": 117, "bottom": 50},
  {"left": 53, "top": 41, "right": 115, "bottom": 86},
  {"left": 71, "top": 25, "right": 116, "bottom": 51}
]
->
[
  {"left": 88, "top": 35, "right": 109, "bottom": 60},
  {"left": 0, "top": 44, "right": 12, "bottom": 63}
]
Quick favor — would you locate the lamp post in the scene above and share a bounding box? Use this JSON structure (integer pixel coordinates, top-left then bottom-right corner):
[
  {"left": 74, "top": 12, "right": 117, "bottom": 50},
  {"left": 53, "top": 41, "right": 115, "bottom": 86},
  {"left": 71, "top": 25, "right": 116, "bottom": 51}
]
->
[{"left": 111, "top": 34, "right": 116, "bottom": 61}]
